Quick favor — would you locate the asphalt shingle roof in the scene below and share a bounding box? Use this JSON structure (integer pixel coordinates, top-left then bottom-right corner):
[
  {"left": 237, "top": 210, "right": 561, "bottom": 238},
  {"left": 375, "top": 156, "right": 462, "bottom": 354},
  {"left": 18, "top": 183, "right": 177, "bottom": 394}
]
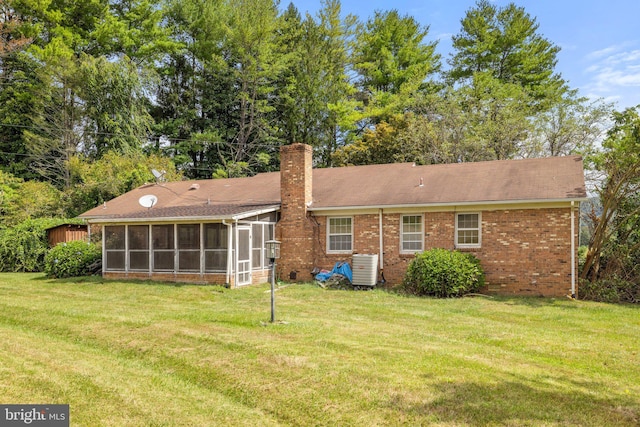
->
[
  {"left": 311, "top": 155, "right": 586, "bottom": 208},
  {"left": 80, "top": 156, "right": 586, "bottom": 221}
]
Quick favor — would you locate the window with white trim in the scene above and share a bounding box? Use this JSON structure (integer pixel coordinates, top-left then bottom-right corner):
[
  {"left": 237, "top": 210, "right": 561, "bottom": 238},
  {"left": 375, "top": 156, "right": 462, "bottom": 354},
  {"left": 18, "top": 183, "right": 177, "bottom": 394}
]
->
[
  {"left": 327, "top": 217, "right": 352, "bottom": 253},
  {"left": 401, "top": 214, "right": 423, "bottom": 253},
  {"left": 456, "top": 213, "right": 481, "bottom": 247}
]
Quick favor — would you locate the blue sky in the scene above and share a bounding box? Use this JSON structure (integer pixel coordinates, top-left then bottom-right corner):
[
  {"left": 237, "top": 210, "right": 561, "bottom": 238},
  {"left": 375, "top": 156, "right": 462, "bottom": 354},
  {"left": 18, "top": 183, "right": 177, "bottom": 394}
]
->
[{"left": 288, "top": 0, "right": 640, "bottom": 110}]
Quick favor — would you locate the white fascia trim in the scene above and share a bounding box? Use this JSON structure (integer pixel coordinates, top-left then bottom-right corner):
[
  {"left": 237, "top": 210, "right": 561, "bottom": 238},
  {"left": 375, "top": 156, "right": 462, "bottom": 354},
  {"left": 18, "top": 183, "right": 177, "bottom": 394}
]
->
[
  {"left": 84, "top": 216, "right": 234, "bottom": 224},
  {"left": 231, "top": 205, "right": 280, "bottom": 220},
  {"left": 81, "top": 205, "right": 280, "bottom": 224},
  {"left": 308, "top": 197, "right": 588, "bottom": 213}
]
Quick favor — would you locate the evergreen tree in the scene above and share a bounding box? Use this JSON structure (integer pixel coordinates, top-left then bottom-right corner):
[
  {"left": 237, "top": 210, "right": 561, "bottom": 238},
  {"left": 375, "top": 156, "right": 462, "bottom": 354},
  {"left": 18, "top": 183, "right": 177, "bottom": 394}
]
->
[
  {"left": 353, "top": 10, "right": 440, "bottom": 96},
  {"left": 446, "top": 1, "right": 570, "bottom": 160},
  {"left": 273, "top": 1, "right": 357, "bottom": 167},
  {"left": 80, "top": 55, "right": 153, "bottom": 157},
  {"left": 448, "top": 0, "right": 567, "bottom": 110},
  {"left": 148, "top": 0, "right": 228, "bottom": 178}
]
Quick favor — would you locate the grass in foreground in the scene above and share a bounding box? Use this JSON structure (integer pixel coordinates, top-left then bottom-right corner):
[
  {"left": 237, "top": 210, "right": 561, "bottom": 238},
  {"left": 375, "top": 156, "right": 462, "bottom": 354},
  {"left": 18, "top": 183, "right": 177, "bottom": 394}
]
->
[{"left": 0, "top": 273, "right": 638, "bottom": 426}]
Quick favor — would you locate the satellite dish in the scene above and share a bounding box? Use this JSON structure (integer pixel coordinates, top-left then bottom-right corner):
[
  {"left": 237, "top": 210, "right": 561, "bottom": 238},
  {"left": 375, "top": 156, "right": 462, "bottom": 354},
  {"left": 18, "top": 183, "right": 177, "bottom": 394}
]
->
[
  {"left": 151, "top": 169, "right": 166, "bottom": 182},
  {"left": 138, "top": 194, "right": 158, "bottom": 209}
]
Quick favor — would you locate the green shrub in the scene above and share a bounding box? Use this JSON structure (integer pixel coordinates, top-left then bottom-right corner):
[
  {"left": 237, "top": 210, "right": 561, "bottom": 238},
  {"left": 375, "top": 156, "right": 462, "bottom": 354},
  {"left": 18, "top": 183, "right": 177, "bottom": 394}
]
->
[
  {"left": 45, "top": 241, "right": 102, "bottom": 278},
  {"left": 402, "top": 248, "right": 485, "bottom": 297},
  {"left": 580, "top": 277, "right": 639, "bottom": 304},
  {"left": 0, "top": 218, "right": 79, "bottom": 272}
]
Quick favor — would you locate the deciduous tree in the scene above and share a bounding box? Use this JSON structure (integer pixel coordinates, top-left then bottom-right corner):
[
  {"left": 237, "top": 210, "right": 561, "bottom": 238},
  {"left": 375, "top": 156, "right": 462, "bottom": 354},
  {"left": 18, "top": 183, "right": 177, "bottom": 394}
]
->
[{"left": 581, "top": 107, "right": 640, "bottom": 281}]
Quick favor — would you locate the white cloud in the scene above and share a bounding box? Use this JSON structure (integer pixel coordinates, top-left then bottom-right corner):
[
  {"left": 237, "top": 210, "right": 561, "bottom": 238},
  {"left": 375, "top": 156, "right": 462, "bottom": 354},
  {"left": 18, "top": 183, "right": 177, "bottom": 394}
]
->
[
  {"left": 435, "top": 32, "right": 453, "bottom": 41},
  {"left": 583, "top": 42, "right": 640, "bottom": 107},
  {"left": 586, "top": 45, "right": 622, "bottom": 60},
  {"left": 598, "top": 50, "right": 640, "bottom": 66}
]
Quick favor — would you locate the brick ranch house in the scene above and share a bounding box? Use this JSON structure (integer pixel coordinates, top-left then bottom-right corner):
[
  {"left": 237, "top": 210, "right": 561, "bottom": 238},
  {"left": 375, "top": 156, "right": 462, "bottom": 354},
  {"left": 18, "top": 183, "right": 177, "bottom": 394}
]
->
[{"left": 79, "top": 143, "right": 587, "bottom": 297}]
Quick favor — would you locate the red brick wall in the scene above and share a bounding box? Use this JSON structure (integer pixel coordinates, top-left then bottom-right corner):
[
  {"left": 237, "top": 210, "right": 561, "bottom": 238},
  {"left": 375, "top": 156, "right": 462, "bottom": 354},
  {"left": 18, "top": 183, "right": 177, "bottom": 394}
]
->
[
  {"left": 309, "top": 207, "right": 579, "bottom": 297},
  {"left": 103, "top": 269, "right": 271, "bottom": 288},
  {"left": 103, "top": 271, "right": 229, "bottom": 285},
  {"left": 472, "top": 208, "right": 577, "bottom": 297}
]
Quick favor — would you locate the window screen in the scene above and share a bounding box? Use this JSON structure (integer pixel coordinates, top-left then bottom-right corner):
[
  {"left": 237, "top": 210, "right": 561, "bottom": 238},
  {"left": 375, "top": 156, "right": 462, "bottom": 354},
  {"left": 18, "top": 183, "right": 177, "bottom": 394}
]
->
[
  {"left": 204, "top": 223, "right": 227, "bottom": 272},
  {"left": 152, "top": 225, "right": 174, "bottom": 271},
  {"left": 178, "top": 224, "right": 200, "bottom": 271},
  {"left": 105, "top": 226, "right": 125, "bottom": 250},
  {"left": 128, "top": 225, "right": 149, "bottom": 271},
  {"left": 104, "top": 226, "right": 125, "bottom": 270}
]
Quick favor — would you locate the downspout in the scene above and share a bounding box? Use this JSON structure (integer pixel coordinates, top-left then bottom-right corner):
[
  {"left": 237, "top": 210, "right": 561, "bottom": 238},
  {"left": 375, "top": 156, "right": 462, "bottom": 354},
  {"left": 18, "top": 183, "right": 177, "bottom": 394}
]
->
[
  {"left": 571, "top": 201, "right": 576, "bottom": 299},
  {"left": 379, "top": 208, "right": 385, "bottom": 284},
  {"left": 222, "top": 219, "right": 233, "bottom": 286}
]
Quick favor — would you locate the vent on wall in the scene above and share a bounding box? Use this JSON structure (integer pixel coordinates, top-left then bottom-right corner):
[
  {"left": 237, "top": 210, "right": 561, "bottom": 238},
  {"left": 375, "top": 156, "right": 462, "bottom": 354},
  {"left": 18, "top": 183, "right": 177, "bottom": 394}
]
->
[{"left": 352, "top": 254, "right": 379, "bottom": 287}]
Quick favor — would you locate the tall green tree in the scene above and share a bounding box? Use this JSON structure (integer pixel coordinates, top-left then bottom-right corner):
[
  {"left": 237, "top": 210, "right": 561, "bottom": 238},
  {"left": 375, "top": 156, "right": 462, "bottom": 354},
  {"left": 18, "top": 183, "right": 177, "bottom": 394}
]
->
[
  {"left": 0, "top": 1, "right": 35, "bottom": 178},
  {"left": 0, "top": 52, "right": 40, "bottom": 179},
  {"left": 352, "top": 9, "right": 440, "bottom": 122},
  {"left": 460, "top": 72, "right": 534, "bottom": 160},
  {"left": 312, "top": 0, "right": 358, "bottom": 166},
  {"left": 22, "top": 55, "right": 85, "bottom": 189},
  {"left": 155, "top": 0, "right": 261, "bottom": 178},
  {"left": 273, "top": 1, "right": 357, "bottom": 167},
  {"left": 25, "top": 54, "right": 153, "bottom": 186},
  {"left": 80, "top": 55, "right": 153, "bottom": 157},
  {"left": 448, "top": 0, "right": 566, "bottom": 110},
  {"left": 221, "top": 0, "right": 284, "bottom": 173},
  {"left": 332, "top": 7, "right": 441, "bottom": 166},
  {"left": 273, "top": 3, "right": 315, "bottom": 146},
  {"left": 7, "top": 0, "right": 169, "bottom": 184},
  {"left": 445, "top": 1, "right": 571, "bottom": 160},
  {"left": 93, "top": 0, "right": 177, "bottom": 64}
]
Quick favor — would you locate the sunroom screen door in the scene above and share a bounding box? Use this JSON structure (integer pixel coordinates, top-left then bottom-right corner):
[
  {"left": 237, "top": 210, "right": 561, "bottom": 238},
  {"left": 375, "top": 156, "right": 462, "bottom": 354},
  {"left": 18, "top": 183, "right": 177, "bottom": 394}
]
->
[{"left": 237, "top": 226, "right": 252, "bottom": 286}]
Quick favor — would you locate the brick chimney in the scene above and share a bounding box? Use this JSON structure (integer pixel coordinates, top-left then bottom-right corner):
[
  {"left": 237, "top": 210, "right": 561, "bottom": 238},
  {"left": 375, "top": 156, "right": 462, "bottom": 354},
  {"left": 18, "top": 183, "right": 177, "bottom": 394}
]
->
[{"left": 277, "top": 143, "right": 315, "bottom": 281}]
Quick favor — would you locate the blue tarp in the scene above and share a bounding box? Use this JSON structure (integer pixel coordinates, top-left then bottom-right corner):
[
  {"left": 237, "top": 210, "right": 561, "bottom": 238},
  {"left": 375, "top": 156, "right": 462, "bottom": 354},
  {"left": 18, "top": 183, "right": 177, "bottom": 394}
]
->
[{"left": 315, "top": 261, "right": 353, "bottom": 283}]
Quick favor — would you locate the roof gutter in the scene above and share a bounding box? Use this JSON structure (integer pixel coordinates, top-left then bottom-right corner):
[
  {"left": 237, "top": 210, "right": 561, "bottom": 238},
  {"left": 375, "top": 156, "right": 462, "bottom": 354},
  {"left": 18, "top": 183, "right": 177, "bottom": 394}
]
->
[
  {"left": 80, "top": 205, "right": 280, "bottom": 224},
  {"left": 308, "top": 197, "right": 589, "bottom": 213},
  {"left": 231, "top": 205, "right": 281, "bottom": 221}
]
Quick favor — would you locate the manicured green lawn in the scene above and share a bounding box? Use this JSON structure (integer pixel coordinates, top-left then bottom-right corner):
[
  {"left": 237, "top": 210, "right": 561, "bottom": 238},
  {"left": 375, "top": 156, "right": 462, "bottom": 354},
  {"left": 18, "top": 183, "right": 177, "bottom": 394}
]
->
[{"left": 0, "top": 273, "right": 638, "bottom": 426}]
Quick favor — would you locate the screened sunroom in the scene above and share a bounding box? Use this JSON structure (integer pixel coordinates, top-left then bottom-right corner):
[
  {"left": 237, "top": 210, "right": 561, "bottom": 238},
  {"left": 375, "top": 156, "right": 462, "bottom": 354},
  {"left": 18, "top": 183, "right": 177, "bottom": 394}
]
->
[{"left": 100, "top": 212, "right": 277, "bottom": 287}]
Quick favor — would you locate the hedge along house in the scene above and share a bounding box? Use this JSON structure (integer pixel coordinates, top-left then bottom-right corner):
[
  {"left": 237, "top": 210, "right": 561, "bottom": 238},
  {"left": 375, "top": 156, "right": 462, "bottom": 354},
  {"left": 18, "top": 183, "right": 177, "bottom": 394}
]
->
[{"left": 80, "top": 143, "right": 587, "bottom": 296}]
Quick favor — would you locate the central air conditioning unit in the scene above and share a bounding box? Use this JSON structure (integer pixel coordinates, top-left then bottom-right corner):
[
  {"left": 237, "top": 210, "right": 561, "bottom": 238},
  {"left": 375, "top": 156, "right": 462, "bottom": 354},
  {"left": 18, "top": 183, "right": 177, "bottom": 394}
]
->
[{"left": 352, "top": 254, "right": 379, "bottom": 287}]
